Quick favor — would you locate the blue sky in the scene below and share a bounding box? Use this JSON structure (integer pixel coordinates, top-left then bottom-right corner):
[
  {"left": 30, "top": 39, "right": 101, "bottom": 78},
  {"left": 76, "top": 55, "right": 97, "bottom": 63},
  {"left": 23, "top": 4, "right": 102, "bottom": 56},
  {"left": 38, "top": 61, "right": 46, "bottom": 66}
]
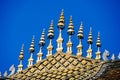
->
[{"left": 0, "top": 0, "right": 120, "bottom": 74}]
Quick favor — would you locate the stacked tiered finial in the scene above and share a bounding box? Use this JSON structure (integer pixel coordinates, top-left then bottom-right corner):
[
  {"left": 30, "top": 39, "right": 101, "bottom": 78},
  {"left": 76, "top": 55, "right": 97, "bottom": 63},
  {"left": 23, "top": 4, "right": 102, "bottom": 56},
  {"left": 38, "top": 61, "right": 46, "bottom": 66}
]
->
[
  {"left": 36, "top": 29, "right": 45, "bottom": 63},
  {"left": 47, "top": 20, "right": 54, "bottom": 58},
  {"left": 17, "top": 44, "right": 24, "bottom": 72},
  {"left": 87, "top": 27, "right": 93, "bottom": 59},
  {"left": 56, "top": 9, "right": 65, "bottom": 52},
  {"left": 66, "top": 16, "right": 74, "bottom": 54},
  {"left": 28, "top": 36, "right": 35, "bottom": 67},
  {"left": 95, "top": 32, "right": 101, "bottom": 60},
  {"left": 77, "top": 22, "right": 84, "bottom": 57},
  {"left": 58, "top": 9, "right": 65, "bottom": 28}
]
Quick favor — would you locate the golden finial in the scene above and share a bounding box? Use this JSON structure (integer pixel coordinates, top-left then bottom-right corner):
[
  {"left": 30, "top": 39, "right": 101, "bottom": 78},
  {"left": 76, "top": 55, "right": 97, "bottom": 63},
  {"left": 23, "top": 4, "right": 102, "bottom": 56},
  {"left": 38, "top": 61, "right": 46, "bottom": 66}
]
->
[
  {"left": 67, "top": 16, "right": 74, "bottom": 35},
  {"left": 77, "top": 22, "right": 84, "bottom": 39},
  {"left": 48, "top": 20, "right": 54, "bottom": 39},
  {"left": 47, "top": 20, "right": 54, "bottom": 58},
  {"left": 56, "top": 9, "right": 65, "bottom": 52},
  {"left": 18, "top": 44, "right": 24, "bottom": 73},
  {"left": 58, "top": 9, "right": 65, "bottom": 29},
  {"left": 29, "top": 35, "right": 35, "bottom": 53},
  {"left": 66, "top": 16, "right": 74, "bottom": 55},
  {"left": 28, "top": 36, "right": 35, "bottom": 67},
  {"left": 88, "top": 27, "right": 93, "bottom": 44},
  {"left": 19, "top": 44, "right": 24, "bottom": 60},
  {"left": 77, "top": 22, "right": 84, "bottom": 57},
  {"left": 36, "top": 29, "right": 45, "bottom": 63},
  {"left": 86, "top": 27, "right": 93, "bottom": 59},
  {"left": 96, "top": 32, "right": 101, "bottom": 47},
  {"left": 39, "top": 29, "right": 45, "bottom": 46},
  {"left": 95, "top": 32, "right": 101, "bottom": 61}
]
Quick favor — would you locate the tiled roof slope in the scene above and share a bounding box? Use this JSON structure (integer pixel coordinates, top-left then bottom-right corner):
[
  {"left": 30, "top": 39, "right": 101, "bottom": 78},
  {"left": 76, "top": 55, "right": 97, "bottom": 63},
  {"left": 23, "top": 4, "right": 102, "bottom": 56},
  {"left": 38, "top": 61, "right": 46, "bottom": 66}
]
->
[
  {"left": 7, "top": 52, "right": 103, "bottom": 80},
  {"left": 96, "top": 60, "right": 120, "bottom": 80}
]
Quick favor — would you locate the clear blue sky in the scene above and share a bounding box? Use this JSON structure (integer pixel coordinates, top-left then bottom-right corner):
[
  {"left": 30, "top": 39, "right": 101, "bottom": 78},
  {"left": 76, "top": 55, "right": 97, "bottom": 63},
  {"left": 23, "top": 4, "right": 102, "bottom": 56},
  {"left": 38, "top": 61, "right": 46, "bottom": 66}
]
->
[{"left": 0, "top": 0, "right": 120, "bottom": 74}]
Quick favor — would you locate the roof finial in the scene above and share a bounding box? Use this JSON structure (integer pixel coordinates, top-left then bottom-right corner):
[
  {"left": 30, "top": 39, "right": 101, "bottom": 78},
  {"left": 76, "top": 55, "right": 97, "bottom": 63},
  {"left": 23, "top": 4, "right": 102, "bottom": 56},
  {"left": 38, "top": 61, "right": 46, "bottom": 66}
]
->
[
  {"left": 111, "top": 54, "right": 115, "bottom": 61},
  {"left": 102, "top": 49, "right": 110, "bottom": 61},
  {"left": 77, "top": 21, "right": 83, "bottom": 39},
  {"left": 66, "top": 16, "right": 74, "bottom": 55},
  {"left": 36, "top": 29, "right": 45, "bottom": 63},
  {"left": 118, "top": 52, "right": 120, "bottom": 59},
  {"left": 88, "top": 27, "right": 93, "bottom": 44},
  {"left": 67, "top": 15, "right": 74, "bottom": 35},
  {"left": 86, "top": 27, "right": 93, "bottom": 59},
  {"left": 95, "top": 32, "right": 101, "bottom": 61},
  {"left": 77, "top": 22, "right": 84, "bottom": 57},
  {"left": 96, "top": 32, "right": 101, "bottom": 47},
  {"left": 19, "top": 44, "right": 24, "bottom": 60},
  {"left": 39, "top": 29, "right": 45, "bottom": 46},
  {"left": 48, "top": 20, "right": 54, "bottom": 39},
  {"left": 29, "top": 35, "right": 35, "bottom": 53},
  {"left": 47, "top": 20, "right": 54, "bottom": 58},
  {"left": 3, "top": 71, "right": 8, "bottom": 77},
  {"left": 8, "top": 64, "right": 15, "bottom": 76},
  {"left": 0, "top": 72, "right": 2, "bottom": 78},
  {"left": 58, "top": 9, "right": 65, "bottom": 29},
  {"left": 56, "top": 9, "right": 65, "bottom": 52},
  {"left": 18, "top": 44, "right": 24, "bottom": 73},
  {"left": 28, "top": 36, "right": 35, "bottom": 67}
]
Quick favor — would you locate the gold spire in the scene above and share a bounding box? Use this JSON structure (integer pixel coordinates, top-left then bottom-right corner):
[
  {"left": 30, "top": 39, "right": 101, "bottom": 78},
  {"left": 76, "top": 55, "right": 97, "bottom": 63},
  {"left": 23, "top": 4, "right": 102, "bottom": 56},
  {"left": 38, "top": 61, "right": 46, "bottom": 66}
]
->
[
  {"left": 19, "top": 44, "right": 24, "bottom": 60},
  {"left": 77, "top": 22, "right": 83, "bottom": 39},
  {"left": 95, "top": 32, "right": 101, "bottom": 60},
  {"left": 48, "top": 20, "right": 54, "bottom": 39},
  {"left": 66, "top": 16, "right": 74, "bottom": 54},
  {"left": 88, "top": 27, "right": 93, "bottom": 44},
  {"left": 56, "top": 9, "right": 65, "bottom": 52},
  {"left": 39, "top": 29, "right": 45, "bottom": 46},
  {"left": 67, "top": 16, "right": 74, "bottom": 35},
  {"left": 96, "top": 32, "right": 101, "bottom": 47},
  {"left": 47, "top": 20, "right": 54, "bottom": 58},
  {"left": 29, "top": 36, "right": 35, "bottom": 53},
  {"left": 58, "top": 9, "right": 65, "bottom": 29},
  {"left": 77, "top": 22, "right": 84, "bottom": 57},
  {"left": 87, "top": 27, "right": 93, "bottom": 59},
  {"left": 28, "top": 36, "right": 35, "bottom": 67},
  {"left": 36, "top": 29, "right": 45, "bottom": 63},
  {"left": 18, "top": 44, "right": 24, "bottom": 73}
]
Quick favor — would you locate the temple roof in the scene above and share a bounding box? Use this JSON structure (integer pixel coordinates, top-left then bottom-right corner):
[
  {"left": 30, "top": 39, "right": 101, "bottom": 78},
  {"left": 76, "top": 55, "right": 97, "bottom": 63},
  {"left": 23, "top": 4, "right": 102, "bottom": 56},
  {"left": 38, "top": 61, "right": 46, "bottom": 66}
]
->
[
  {"left": 1, "top": 9, "right": 120, "bottom": 80},
  {"left": 7, "top": 52, "right": 103, "bottom": 80}
]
